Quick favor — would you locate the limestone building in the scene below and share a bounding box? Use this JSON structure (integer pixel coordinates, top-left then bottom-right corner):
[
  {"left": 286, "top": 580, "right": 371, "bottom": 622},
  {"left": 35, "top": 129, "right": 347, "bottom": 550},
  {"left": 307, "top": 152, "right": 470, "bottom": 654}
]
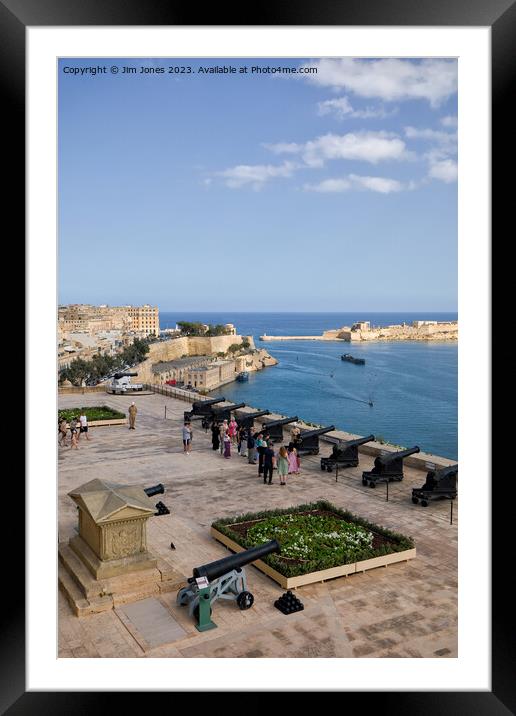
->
[{"left": 58, "top": 304, "right": 160, "bottom": 337}]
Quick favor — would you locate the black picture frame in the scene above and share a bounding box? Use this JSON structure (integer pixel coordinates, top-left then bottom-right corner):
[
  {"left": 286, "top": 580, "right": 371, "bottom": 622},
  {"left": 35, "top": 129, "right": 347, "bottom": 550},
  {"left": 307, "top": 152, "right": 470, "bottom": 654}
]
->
[{"left": 5, "top": 0, "right": 505, "bottom": 711}]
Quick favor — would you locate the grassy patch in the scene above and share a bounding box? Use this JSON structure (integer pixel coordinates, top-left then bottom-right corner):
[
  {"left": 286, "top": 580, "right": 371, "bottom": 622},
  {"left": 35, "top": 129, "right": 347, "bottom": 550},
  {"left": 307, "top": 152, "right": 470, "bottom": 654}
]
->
[
  {"left": 212, "top": 500, "right": 414, "bottom": 578},
  {"left": 58, "top": 406, "right": 126, "bottom": 422}
]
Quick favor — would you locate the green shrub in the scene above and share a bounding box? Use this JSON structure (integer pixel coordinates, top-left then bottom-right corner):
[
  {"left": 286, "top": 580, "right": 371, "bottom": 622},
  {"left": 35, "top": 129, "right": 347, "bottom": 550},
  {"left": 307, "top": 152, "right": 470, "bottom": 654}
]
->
[{"left": 58, "top": 405, "right": 126, "bottom": 422}]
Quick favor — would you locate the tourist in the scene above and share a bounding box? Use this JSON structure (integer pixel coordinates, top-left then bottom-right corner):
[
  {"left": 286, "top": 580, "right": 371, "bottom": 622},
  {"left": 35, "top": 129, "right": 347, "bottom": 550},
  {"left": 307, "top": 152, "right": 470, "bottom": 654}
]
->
[
  {"left": 290, "top": 424, "right": 301, "bottom": 444},
  {"left": 228, "top": 417, "right": 238, "bottom": 445},
  {"left": 182, "top": 421, "right": 192, "bottom": 454},
  {"left": 238, "top": 425, "right": 248, "bottom": 456},
  {"left": 255, "top": 432, "right": 266, "bottom": 475},
  {"left": 223, "top": 431, "right": 231, "bottom": 459},
  {"left": 211, "top": 421, "right": 220, "bottom": 451},
  {"left": 277, "top": 446, "right": 289, "bottom": 485},
  {"left": 69, "top": 416, "right": 79, "bottom": 449},
  {"left": 128, "top": 401, "right": 137, "bottom": 429},
  {"left": 58, "top": 418, "right": 68, "bottom": 447},
  {"left": 219, "top": 419, "right": 228, "bottom": 454},
  {"left": 263, "top": 440, "right": 276, "bottom": 484},
  {"left": 247, "top": 430, "right": 257, "bottom": 464},
  {"left": 78, "top": 411, "right": 91, "bottom": 441},
  {"left": 288, "top": 446, "right": 299, "bottom": 474}
]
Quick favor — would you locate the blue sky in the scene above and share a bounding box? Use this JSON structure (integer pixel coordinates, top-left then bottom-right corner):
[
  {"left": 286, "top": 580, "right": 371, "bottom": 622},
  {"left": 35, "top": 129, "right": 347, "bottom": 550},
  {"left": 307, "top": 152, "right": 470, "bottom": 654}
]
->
[{"left": 58, "top": 57, "right": 457, "bottom": 311}]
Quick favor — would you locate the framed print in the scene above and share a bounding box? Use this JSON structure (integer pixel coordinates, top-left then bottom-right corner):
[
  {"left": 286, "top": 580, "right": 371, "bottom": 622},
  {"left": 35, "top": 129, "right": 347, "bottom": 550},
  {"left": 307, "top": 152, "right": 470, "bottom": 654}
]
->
[{"left": 3, "top": 0, "right": 508, "bottom": 710}]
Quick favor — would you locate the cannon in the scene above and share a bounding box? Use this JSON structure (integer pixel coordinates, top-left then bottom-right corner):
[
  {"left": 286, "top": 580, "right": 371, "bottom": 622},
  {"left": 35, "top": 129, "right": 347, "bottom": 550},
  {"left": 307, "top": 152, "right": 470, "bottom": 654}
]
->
[
  {"left": 143, "top": 483, "right": 170, "bottom": 515},
  {"left": 201, "top": 402, "right": 246, "bottom": 429},
  {"left": 412, "top": 464, "right": 458, "bottom": 506},
  {"left": 321, "top": 434, "right": 375, "bottom": 472},
  {"left": 177, "top": 540, "right": 281, "bottom": 632},
  {"left": 362, "top": 446, "right": 420, "bottom": 487},
  {"left": 143, "top": 483, "right": 164, "bottom": 498},
  {"left": 289, "top": 425, "right": 336, "bottom": 455},
  {"left": 183, "top": 396, "right": 225, "bottom": 422},
  {"left": 261, "top": 416, "right": 299, "bottom": 442},
  {"left": 235, "top": 409, "right": 270, "bottom": 430}
]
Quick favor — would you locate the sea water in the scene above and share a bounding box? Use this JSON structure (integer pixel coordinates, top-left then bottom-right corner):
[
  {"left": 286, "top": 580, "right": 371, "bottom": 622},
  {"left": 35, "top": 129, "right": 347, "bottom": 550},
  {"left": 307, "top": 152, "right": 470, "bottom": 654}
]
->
[{"left": 159, "top": 312, "right": 458, "bottom": 460}]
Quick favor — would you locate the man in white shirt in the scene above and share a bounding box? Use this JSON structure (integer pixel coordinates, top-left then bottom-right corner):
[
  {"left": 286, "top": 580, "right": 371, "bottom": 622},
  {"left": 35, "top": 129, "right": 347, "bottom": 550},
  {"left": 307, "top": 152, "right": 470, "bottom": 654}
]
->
[{"left": 78, "top": 412, "right": 91, "bottom": 441}]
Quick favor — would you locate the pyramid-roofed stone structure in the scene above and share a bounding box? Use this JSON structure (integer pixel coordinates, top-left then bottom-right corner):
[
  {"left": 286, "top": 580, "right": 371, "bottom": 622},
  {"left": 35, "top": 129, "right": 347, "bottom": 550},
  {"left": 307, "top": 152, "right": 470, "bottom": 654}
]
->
[
  {"left": 67, "top": 479, "right": 159, "bottom": 574},
  {"left": 69, "top": 479, "right": 156, "bottom": 523}
]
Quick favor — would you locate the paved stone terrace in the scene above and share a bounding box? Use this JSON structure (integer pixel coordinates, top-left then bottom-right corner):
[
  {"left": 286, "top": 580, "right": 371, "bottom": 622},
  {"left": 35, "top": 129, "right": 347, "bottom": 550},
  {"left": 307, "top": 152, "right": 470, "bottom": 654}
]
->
[{"left": 58, "top": 392, "right": 457, "bottom": 658}]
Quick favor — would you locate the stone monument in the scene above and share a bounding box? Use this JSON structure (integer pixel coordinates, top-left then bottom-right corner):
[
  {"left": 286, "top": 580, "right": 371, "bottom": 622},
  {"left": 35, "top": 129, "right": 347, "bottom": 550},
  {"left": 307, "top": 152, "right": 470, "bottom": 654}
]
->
[
  {"left": 68, "top": 479, "right": 158, "bottom": 579},
  {"left": 59, "top": 479, "right": 186, "bottom": 615}
]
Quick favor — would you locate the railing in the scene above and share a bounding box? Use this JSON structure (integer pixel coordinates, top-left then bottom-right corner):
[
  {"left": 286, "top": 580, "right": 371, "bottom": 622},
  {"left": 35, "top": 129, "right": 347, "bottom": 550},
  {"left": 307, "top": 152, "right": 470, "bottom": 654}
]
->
[{"left": 143, "top": 383, "right": 210, "bottom": 404}]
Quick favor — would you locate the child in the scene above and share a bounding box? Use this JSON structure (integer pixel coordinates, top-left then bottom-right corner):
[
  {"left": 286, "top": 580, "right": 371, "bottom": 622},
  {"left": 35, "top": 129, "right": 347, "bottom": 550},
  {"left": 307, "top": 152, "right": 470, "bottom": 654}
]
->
[{"left": 277, "top": 446, "right": 289, "bottom": 485}]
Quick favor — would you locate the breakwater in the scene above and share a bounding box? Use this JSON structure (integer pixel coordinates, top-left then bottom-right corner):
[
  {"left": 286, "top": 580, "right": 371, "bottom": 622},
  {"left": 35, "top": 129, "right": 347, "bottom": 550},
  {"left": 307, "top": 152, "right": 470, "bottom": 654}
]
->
[{"left": 261, "top": 321, "right": 458, "bottom": 343}]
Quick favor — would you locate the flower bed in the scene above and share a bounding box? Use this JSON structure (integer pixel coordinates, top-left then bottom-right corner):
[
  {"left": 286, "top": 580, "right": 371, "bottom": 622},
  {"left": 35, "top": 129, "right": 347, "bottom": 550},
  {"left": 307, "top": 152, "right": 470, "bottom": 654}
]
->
[
  {"left": 58, "top": 406, "right": 126, "bottom": 422},
  {"left": 211, "top": 501, "right": 415, "bottom": 588}
]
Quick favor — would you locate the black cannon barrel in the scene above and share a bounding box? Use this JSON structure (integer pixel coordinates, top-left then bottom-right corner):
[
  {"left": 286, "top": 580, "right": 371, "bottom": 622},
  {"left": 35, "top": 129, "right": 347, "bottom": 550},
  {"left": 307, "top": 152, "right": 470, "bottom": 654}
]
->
[
  {"left": 342, "top": 434, "right": 375, "bottom": 448},
  {"left": 192, "top": 397, "right": 225, "bottom": 410},
  {"left": 430, "top": 464, "right": 458, "bottom": 481},
  {"left": 263, "top": 416, "right": 299, "bottom": 428},
  {"left": 236, "top": 410, "right": 270, "bottom": 422},
  {"left": 212, "top": 402, "right": 246, "bottom": 414},
  {"left": 377, "top": 446, "right": 420, "bottom": 466},
  {"left": 113, "top": 371, "right": 138, "bottom": 379},
  {"left": 144, "top": 483, "right": 165, "bottom": 497},
  {"left": 299, "top": 425, "right": 336, "bottom": 439},
  {"left": 193, "top": 540, "right": 281, "bottom": 582}
]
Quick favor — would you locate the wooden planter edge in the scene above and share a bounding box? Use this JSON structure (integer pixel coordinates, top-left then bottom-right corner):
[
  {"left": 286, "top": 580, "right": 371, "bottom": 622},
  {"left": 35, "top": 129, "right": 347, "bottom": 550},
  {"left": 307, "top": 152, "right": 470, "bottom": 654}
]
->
[
  {"left": 64, "top": 418, "right": 127, "bottom": 428},
  {"left": 211, "top": 526, "right": 416, "bottom": 589}
]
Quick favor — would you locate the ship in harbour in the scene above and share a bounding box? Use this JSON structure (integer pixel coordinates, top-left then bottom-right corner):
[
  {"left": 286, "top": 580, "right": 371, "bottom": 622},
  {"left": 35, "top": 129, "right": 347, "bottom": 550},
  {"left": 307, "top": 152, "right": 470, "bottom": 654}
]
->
[{"left": 341, "top": 354, "right": 365, "bottom": 365}]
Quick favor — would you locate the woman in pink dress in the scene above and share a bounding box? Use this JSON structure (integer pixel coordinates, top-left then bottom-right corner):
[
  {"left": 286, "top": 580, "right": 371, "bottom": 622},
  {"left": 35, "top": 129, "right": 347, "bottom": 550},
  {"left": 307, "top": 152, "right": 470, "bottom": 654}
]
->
[
  {"left": 288, "top": 446, "right": 298, "bottom": 474},
  {"left": 228, "top": 418, "right": 238, "bottom": 445}
]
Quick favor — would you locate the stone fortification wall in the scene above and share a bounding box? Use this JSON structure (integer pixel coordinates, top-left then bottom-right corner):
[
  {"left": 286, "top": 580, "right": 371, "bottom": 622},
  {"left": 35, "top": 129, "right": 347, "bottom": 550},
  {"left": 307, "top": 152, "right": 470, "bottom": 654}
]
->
[{"left": 136, "top": 334, "right": 263, "bottom": 383}]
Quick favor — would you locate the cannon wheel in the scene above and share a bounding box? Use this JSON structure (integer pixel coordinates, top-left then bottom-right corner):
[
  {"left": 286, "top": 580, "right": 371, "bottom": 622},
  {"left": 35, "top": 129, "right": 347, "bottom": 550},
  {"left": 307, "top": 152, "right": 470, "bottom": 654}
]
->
[
  {"left": 327, "top": 466, "right": 333, "bottom": 473},
  {"left": 421, "top": 500, "right": 428, "bottom": 507},
  {"left": 177, "top": 588, "right": 190, "bottom": 606},
  {"left": 369, "top": 481, "right": 376, "bottom": 488},
  {"left": 412, "top": 497, "right": 419, "bottom": 504},
  {"left": 236, "top": 591, "right": 254, "bottom": 610},
  {"left": 320, "top": 464, "right": 326, "bottom": 471},
  {"left": 362, "top": 478, "right": 368, "bottom": 486}
]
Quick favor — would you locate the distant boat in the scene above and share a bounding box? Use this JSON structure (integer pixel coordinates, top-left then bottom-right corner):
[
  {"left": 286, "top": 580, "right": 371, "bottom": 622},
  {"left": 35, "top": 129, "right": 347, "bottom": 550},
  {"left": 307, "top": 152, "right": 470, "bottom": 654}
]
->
[
  {"left": 236, "top": 371, "right": 249, "bottom": 382},
  {"left": 341, "top": 354, "right": 366, "bottom": 365}
]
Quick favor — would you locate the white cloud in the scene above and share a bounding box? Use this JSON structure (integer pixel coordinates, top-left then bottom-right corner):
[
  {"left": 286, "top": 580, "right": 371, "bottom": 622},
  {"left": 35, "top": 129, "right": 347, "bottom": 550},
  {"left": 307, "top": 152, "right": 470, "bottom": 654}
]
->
[
  {"left": 403, "top": 126, "right": 457, "bottom": 184},
  {"left": 441, "top": 115, "right": 458, "bottom": 127},
  {"left": 404, "top": 126, "right": 457, "bottom": 149},
  {"left": 317, "top": 96, "right": 394, "bottom": 120},
  {"left": 267, "top": 131, "right": 412, "bottom": 167},
  {"left": 304, "top": 174, "right": 405, "bottom": 194},
  {"left": 300, "top": 58, "right": 457, "bottom": 108},
  {"left": 304, "top": 178, "right": 352, "bottom": 193},
  {"left": 428, "top": 159, "right": 458, "bottom": 183},
  {"left": 262, "top": 141, "right": 300, "bottom": 155},
  {"left": 217, "top": 161, "right": 297, "bottom": 189}
]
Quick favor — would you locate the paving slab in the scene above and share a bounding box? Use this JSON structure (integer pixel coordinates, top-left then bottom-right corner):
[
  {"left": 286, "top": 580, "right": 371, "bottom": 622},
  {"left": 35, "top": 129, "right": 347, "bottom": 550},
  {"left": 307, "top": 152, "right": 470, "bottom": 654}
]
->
[{"left": 116, "top": 598, "right": 187, "bottom": 650}]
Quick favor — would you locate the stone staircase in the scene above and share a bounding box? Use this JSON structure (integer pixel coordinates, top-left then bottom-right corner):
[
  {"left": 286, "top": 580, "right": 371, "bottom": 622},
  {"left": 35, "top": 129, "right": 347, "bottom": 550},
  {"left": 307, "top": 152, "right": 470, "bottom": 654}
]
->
[{"left": 59, "top": 542, "right": 186, "bottom": 617}]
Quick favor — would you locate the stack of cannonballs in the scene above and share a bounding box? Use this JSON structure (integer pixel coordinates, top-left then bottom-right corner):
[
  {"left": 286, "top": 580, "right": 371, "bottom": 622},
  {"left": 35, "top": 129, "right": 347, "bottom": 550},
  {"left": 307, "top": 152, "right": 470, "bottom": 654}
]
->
[
  {"left": 274, "top": 590, "right": 304, "bottom": 615},
  {"left": 154, "top": 501, "right": 170, "bottom": 516}
]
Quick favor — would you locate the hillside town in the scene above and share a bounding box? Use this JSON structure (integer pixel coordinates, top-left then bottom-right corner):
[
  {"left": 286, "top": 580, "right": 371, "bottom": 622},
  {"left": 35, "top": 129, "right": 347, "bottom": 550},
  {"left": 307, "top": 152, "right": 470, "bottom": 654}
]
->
[{"left": 58, "top": 304, "right": 277, "bottom": 391}]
